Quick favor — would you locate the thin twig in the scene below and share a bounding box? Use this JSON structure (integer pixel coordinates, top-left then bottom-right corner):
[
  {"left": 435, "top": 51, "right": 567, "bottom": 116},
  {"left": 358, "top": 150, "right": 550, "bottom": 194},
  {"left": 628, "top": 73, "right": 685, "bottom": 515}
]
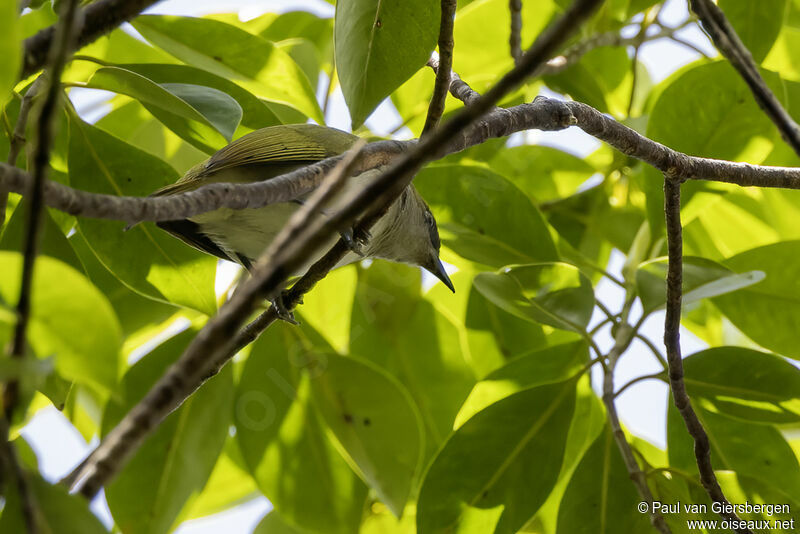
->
[
  {"left": 422, "top": 0, "right": 457, "bottom": 136},
  {"left": 635, "top": 332, "right": 669, "bottom": 371},
  {"left": 691, "top": 0, "right": 800, "bottom": 158},
  {"left": 509, "top": 0, "right": 523, "bottom": 65},
  {"left": 614, "top": 371, "right": 666, "bottom": 399},
  {"left": 663, "top": 177, "right": 751, "bottom": 533},
  {"left": 66, "top": 0, "right": 604, "bottom": 500},
  {"left": 1, "top": 76, "right": 47, "bottom": 228},
  {"left": 3, "top": 0, "right": 83, "bottom": 421},
  {"left": 601, "top": 313, "right": 671, "bottom": 533},
  {"left": 21, "top": 0, "right": 160, "bottom": 79}
]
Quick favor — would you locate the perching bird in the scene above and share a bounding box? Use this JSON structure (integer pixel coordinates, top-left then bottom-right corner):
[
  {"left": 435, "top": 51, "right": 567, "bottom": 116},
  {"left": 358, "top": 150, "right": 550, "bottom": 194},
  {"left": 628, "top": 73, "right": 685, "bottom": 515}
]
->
[{"left": 151, "top": 124, "right": 454, "bottom": 318}]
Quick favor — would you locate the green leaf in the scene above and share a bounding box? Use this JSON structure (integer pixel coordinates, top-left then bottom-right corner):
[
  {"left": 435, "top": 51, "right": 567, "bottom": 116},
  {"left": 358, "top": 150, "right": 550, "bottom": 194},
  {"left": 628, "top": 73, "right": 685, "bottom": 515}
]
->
[
  {"left": 415, "top": 165, "right": 558, "bottom": 267},
  {"left": 713, "top": 240, "right": 800, "bottom": 359},
  {"left": 334, "top": 0, "right": 439, "bottom": 127},
  {"left": 350, "top": 262, "right": 477, "bottom": 462},
  {"left": 309, "top": 353, "right": 423, "bottom": 517},
  {"left": 235, "top": 324, "right": 367, "bottom": 534},
  {"left": 683, "top": 347, "right": 800, "bottom": 424},
  {"left": 104, "top": 328, "right": 234, "bottom": 534},
  {"left": 718, "top": 0, "right": 785, "bottom": 62},
  {"left": 635, "top": 256, "right": 764, "bottom": 314},
  {"left": 556, "top": 425, "right": 651, "bottom": 534},
  {"left": 85, "top": 66, "right": 241, "bottom": 152},
  {"left": 488, "top": 145, "right": 597, "bottom": 203},
  {"left": 0, "top": 471, "right": 107, "bottom": 534},
  {"left": 473, "top": 263, "right": 595, "bottom": 332},
  {"left": 253, "top": 511, "right": 304, "bottom": 534},
  {"left": 182, "top": 438, "right": 258, "bottom": 520},
  {"left": 642, "top": 61, "right": 780, "bottom": 234},
  {"left": 667, "top": 403, "right": 800, "bottom": 503},
  {"left": 455, "top": 340, "right": 588, "bottom": 427},
  {"left": 0, "top": 201, "right": 83, "bottom": 273},
  {"left": 67, "top": 114, "right": 217, "bottom": 315},
  {"left": 132, "top": 15, "right": 322, "bottom": 123},
  {"left": 0, "top": 0, "right": 20, "bottom": 106},
  {"left": 417, "top": 379, "right": 577, "bottom": 534},
  {"left": 0, "top": 252, "right": 121, "bottom": 393},
  {"left": 116, "top": 63, "right": 281, "bottom": 131}
]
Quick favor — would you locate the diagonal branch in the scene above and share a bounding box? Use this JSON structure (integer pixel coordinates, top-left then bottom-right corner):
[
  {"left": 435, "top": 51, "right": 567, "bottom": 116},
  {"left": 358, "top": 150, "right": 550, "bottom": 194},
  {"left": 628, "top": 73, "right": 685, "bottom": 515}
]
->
[
  {"left": 66, "top": 0, "right": 604, "bottom": 499},
  {"left": 21, "top": 0, "right": 160, "bottom": 80},
  {"left": 422, "top": 0, "right": 458, "bottom": 136},
  {"left": 690, "top": 0, "right": 800, "bottom": 158},
  {"left": 509, "top": 0, "right": 523, "bottom": 65},
  {"left": 663, "top": 177, "right": 752, "bottom": 533}
]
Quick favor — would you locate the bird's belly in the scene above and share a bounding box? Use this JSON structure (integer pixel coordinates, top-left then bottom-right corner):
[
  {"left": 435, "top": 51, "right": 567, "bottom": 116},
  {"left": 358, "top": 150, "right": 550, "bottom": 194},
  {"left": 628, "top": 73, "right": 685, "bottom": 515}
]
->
[{"left": 190, "top": 203, "right": 361, "bottom": 276}]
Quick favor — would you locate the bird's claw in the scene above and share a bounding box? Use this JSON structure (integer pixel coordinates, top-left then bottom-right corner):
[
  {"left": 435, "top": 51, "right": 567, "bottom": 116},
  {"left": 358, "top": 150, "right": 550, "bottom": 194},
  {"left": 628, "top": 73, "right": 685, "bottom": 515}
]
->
[
  {"left": 340, "top": 227, "right": 371, "bottom": 256},
  {"left": 270, "top": 292, "right": 299, "bottom": 325}
]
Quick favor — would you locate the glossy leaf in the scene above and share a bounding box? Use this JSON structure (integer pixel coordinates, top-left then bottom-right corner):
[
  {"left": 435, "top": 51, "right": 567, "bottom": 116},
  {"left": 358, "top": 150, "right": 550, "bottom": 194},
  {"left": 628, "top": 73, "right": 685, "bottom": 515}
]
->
[
  {"left": 67, "top": 114, "right": 217, "bottom": 315},
  {"left": 455, "top": 340, "right": 588, "bottom": 427},
  {"left": 0, "top": 471, "right": 107, "bottom": 534},
  {"left": 714, "top": 240, "right": 800, "bottom": 359},
  {"left": 310, "top": 353, "right": 423, "bottom": 517},
  {"left": 556, "top": 425, "right": 650, "bottom": 533},
  {"left": 635, "top": 256, "right": 764, "bottom": 313},
  {"left": 334, "top": 0, "right": 439, "bottom": 127},
  {"left": 104, "top": 329, "right": 234, "bottom": 534},
  {"left": 473, "top": 263, "right": 595, "bottom": 332},
  {"left": 415, "top": 165, "right": 558, "bottom": 267},
  {"left": 0, "top": 0, "right": 19, "bottom": 105},
  {"left": 0, "top": 252, "right": 120, "bottom": 393},
  {"left": 116, "top": 63, "right": 281, "bottom": 131},
  {"left": 417, "top": 379, "right": 577, "bottom": 534},
  {"left": 132, "top": 15, "right": 322, "bottom": 123},
  {"left": 235, "top": 324, "right": 367, "bottom": 534},
  {"left": 85, "top": 66, "right": 240, "bottom": 152},
  {"left": 350, "top": 262, "right": 477, "bottom": 462},
  {"left": 668, "top": 403, "right": 800, "bottom": 504},
  {"left": 683, "top": 347, "right": 800, "bottom": 424},
  {"left": 718, "top": 0, "right": 785, "bottom": 62}
]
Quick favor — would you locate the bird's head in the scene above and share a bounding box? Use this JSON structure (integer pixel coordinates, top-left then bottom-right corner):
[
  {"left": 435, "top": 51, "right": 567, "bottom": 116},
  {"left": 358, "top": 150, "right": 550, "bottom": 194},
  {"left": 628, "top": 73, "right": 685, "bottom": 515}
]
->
[{"left": 367, "top": 185, "right": 454, "bottom": 293}]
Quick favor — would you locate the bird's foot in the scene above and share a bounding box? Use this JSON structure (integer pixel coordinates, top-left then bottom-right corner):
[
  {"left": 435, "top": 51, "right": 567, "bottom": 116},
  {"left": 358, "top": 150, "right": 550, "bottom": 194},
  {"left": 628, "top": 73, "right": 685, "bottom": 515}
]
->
[
  {"left": 340, "top": 226, "right": 372, "bottom": 256},
  {"left": 270, "top": 291, "right": 299, "bottom": 325}
]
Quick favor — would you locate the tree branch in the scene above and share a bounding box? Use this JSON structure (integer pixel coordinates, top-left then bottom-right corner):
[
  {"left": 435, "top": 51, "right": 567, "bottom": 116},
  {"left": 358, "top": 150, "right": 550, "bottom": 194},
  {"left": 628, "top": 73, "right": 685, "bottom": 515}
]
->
[
  {"left": 21, "top": 0, "right": 160, "bottom": 80},
  {"left": 66, "top": 0, "right": 604, "bottom": 499},
  {"left": 509, "top": 0, "right": 523, "bottom": 65},
  {"left": 601, "top": 297, "right": 672, "bottom": 534},
  {"left": 663, "top": 177, "right": 751, "bottom": 533},
  {"left": 690, "top": 0, "right": 800, "bottom": 158},
  {"left": 3, "top": 0, "right": 83, "bottom": 421},
  {"left": 422, "top": 0, "right": 457, "bottom": 136}
]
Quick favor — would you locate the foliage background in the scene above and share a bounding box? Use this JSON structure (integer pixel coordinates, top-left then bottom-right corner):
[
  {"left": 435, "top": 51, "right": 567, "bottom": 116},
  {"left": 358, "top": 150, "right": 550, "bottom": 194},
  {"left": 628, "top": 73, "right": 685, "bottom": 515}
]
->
[{"left": 1, "top": 0, "right": 800, "bottom": 533}]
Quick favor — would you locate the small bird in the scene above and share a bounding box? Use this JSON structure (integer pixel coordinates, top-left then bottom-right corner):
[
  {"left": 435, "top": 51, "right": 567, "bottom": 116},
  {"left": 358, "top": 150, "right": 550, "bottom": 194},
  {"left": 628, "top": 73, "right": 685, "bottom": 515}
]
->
[{"left": 151, "top": 124, "right": 454, "bottom": 318}]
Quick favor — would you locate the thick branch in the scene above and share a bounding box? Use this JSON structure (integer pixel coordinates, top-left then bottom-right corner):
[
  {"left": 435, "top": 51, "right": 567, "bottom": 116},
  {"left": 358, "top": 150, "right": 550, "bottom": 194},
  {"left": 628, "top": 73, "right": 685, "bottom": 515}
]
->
[
  {"left": 663, "top": 178, "right": 751, "bottom": 533},
  {"left": 21, "top": 0, "right": 160, "bottom": 79},
  {"left": 422, "top": 0, "right": 457, "bottom": 136},
  {"left": 67, "top": 0, "right": 603, "bottom": 499},
  {"left": 691, "top": 0, "right": 800, "bottom": 157}
]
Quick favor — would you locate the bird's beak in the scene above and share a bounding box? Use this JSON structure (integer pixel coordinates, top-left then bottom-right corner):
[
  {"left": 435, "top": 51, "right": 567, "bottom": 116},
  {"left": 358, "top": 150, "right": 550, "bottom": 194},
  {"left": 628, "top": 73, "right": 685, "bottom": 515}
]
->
[{"left": 427, "top": 257, "right": 455, "bottom": 293}]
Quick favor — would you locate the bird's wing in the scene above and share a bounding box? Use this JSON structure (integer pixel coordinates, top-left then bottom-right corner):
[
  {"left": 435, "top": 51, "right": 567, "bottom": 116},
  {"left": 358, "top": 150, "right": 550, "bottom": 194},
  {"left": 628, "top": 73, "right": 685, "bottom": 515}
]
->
[{"left": 151, "top": 124, "right": 359, "bottom": 197}]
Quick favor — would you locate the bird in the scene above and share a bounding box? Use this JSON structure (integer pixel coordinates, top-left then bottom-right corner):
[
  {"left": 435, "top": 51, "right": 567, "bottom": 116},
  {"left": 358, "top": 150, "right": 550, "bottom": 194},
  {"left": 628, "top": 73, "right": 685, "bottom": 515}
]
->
[{"left": 150, "top": 124, "right": 454, "bottom": 320}]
